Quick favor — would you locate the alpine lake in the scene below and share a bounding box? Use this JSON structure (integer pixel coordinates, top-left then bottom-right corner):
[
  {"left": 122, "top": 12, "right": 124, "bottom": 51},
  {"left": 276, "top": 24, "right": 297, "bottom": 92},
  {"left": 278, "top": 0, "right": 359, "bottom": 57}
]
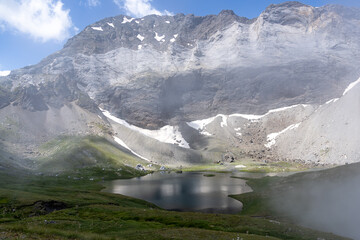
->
[{"left": 102, "top": 171, "right": 294, "bottom": 213}]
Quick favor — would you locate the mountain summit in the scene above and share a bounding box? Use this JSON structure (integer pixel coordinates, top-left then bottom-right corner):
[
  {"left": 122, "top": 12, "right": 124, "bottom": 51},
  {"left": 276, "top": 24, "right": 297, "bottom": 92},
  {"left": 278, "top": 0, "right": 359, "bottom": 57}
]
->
[{"left": 0, "top": 2, "right": 360, "bottom": 168}]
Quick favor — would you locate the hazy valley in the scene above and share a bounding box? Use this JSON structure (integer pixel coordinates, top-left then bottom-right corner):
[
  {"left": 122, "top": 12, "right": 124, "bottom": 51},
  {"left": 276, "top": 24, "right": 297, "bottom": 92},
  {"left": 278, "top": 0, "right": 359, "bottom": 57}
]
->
[{"left": 0, "top": 1, "right": 360, "bottom": 239}]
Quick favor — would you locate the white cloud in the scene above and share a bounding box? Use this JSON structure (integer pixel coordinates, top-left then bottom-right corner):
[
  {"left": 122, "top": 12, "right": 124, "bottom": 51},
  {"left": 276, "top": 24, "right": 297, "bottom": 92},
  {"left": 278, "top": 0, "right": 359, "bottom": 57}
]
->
[
  {"left": 88, "top": 0, "right": 100, "bottom": 7},
  {"left": 113, "top": 0, "right": 172, "bottom": 18},
  {"left": 0, "top": 0, "right": 74, "bottom": 42},
  {"left": 81, "top": 0, "right": 100, "bottom": 7}
]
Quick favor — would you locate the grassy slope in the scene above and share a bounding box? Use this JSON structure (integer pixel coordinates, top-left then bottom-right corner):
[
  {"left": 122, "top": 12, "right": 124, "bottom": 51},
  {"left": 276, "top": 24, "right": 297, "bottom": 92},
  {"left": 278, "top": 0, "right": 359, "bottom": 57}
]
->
[
  {"left": 36, "top": 136, "right": 154, "bottom": 177},
  {"left": 0, "top": 167, "right": 349, "bottom": 240},
  {"left": 0, "top": 136, "right": 350, "bottom": 239},
  {"left": 181, "top": 160, "right": 311, "bottom": 173}
]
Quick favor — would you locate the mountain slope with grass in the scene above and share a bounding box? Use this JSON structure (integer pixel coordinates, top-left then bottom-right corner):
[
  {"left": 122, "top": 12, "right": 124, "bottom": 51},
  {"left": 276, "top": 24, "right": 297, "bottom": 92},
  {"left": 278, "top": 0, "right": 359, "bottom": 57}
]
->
[
  {"left": 36, "top": 136, "right": 156, "bottom": 175},
  {"left": 0, "top": 166, "right": 350, "bottom": 240},
  {"left": 0, "top": 1, "right": 360, "bottom": 170}
]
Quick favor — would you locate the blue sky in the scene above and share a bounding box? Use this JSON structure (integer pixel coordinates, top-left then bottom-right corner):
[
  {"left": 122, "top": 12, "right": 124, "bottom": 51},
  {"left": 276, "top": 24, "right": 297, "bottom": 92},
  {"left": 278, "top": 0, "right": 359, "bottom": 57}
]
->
[{"left": 0, "top": 0, "right": 359, "bottom": 73}]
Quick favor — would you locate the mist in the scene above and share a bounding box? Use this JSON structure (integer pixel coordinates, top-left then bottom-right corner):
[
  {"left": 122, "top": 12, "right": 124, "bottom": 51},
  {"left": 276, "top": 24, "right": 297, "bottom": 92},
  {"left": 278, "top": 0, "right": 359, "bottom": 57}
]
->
[{"left": 273, "top": 170, "right": 360, "bottom": 239}]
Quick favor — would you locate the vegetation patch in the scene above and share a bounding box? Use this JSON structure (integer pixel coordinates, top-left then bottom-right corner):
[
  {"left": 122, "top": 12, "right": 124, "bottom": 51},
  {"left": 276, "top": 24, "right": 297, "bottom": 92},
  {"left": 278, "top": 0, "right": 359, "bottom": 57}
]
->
[
  {"left": 0, "top": 166, "right": 349, "bottom": 240},
  {"left": 37, "top": 135, "right": 154, "bottom": 175},
  {"left": 203, "top": 174, "right": 215, "bottom": 177}
]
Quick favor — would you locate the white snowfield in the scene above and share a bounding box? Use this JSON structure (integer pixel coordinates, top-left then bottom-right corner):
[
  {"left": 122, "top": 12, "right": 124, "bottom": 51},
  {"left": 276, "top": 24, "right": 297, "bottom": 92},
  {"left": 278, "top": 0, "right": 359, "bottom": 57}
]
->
[
  {"left": 265, "top": 123, "right": 301, "bottom": 148},
  {"left": 122, "top": 17, "right": 135, "bottom": 23},
  {"left": 91, "top": 27, "right": 103, "bottom": 31},
  {"left": 101, "top": 109, "right": 190, "bottom": 149},
  {"left": 107, "top": 22, "right": 114, "bottom": 28},
  {"left": 170, "top": 33, "right": 179, "bottom": 42},
  {"left": 325, "top": 98, "right": 339, "bottom": 104},
  {"left": 267, "top": 104, "right": 309, "bottom": 114},
  {"left": 0, "top": 70, "right": 11, "bottom": 77},
  {"left": 343, "top": 77, "right": 360, "bottom": 95},
  {"left": 230, "top": 104, "right": 309, "bottom": 121},
  {"left": 113, "top": 136, "right": 150, "bottom": 161},
  {"left": 137, "top": 34, "right": 144, "bottom": 41},
  {"left": 154, "top": 32, "right": 165, "bottom": 42},
  {"left": 187, "top": 114, "right": 228, "bottom": 129},
  {"left": 187, "top": 104, "right": 308, "bottom": 134},
  {"left": 220, "top": 115, "right": 228, "bottom": 127},
  {"left": 229, "top": 113, "right": 263, "bottom": 121},
  {"left": 186, "top": 115, "right": 218, "bottom": 136}
]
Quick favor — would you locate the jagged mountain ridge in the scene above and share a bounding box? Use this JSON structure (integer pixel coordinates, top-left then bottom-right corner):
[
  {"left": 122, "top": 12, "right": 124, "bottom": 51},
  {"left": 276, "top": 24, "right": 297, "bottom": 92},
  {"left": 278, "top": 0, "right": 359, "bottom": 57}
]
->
[
  {"left": 0, "top": 1, "right": 360, "bottom": 167},
  {"left": 2, "top": 1, "right": 360, "bottom": 129}
]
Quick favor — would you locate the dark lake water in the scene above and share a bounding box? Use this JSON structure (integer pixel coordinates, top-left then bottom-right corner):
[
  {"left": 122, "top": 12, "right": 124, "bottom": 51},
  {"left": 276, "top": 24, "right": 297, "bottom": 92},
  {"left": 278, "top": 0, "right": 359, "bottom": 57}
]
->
[{"left": 103, "top": 172, "right": 252, "bottom": 213}]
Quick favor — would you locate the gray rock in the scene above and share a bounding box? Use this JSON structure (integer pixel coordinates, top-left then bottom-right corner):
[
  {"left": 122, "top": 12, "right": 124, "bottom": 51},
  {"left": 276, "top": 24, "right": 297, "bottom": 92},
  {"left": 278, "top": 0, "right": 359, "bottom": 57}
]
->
[
  {"left": 136, "top": 164, "right": 145, "bottom": 171},
  {"left": 1, "top": 3, "right": 360, "bottom": 128},
  {"left": 1, "top": 2, "right": 360, "bottom": 166}
]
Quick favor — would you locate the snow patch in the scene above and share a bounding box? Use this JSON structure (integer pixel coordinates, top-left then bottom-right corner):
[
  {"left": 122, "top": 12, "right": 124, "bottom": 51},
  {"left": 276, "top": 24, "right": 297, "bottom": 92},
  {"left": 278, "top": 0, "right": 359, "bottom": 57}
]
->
[
  {"left": 187, "top": 116, "right": 216, "bottom": 136},
  {"left": 0, "top": 70, "right": 11, "bottom": 77},
  {"left": 187, "top": 114, "right": 228, "bottom": 134},
  {"left": 220, "top": 115, "right": 228, "bottom": 127},
  {"left": 101, "top": 109, "right": 190, "bottom": 149},
  {"left": 107, "top": 22, "right": 114, "bottom": 28},
  {"left": 138, "top": 45, "right": 142, "bottom": 50},
  {"left": 188, "top": 104, "right": 308, "bottom": 136},
  {"left": 113, "top": 136, "right": 150, "bottom": 161},
  {"left": 170, "top": 38, "right": 176, "bottom": 43},
  {"left": 229, "top": 113, "right": 263, "bottom": 121},
  {"left": 154, "top": 32, "right": 165, "bottom": 41},
  {"left": 137, "top": 34, "right": 144, "bottom": 41},
  {"left": 201, "top": 131, "right": 212, "bottom": 136},
  {"left": 234, "top": 127, "right": 242, "bottom": 136},
  {"left": 135, "top": 20, "right": 139, "bottom": 24},
  {"left": 91, "top": 27, "right": 103, "bottom": 31},
  {"left": 235, "top": 165, "right": 246, "bottom": 168},
  {"left": 267, "top": 104, "right": 308, "bottom": 114},
  {"left": 343, "top": 77, "right": 360, "bottom": 95},
  {"left": 165, "top": 21, "right": 170, "bottom": 24},
  {"left": 174, "top": 34, "right": 178, "bottom": 38},
  {"left": 325, "top": 98, "right": 339, "bottom": 104},
  {"left": 265, "top": 123, "right": 301, "bottom": 148},
  {"left": 230, "top": 104, "right": 308, "bottom": 121},
  {"left": 122, "top": 16, "right": 135, "bottom": 23}
]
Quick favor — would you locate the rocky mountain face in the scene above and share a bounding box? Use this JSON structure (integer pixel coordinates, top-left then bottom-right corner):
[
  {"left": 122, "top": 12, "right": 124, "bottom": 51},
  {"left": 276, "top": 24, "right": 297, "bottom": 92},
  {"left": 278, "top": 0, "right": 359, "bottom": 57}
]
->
[
  {"left": 0, "top": 1, "right": 360, "bottom": 168},
  {"left": 275, "top": 79, "right": 360, "bottom": 165}
]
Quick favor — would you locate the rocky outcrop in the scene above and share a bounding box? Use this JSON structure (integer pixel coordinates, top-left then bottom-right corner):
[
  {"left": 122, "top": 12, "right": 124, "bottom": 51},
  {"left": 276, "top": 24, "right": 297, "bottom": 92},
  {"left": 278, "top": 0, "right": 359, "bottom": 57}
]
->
[
  {"left": 1, "top": 2, "right": 360, "bottom": 128},
  {"left": 0, "top": 2, "right": 360, "bottom": 166}
]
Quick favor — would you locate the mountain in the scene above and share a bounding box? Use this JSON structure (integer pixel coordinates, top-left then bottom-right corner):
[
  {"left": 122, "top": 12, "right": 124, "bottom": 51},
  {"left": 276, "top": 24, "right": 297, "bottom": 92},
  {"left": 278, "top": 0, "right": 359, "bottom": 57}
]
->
[
  {"left": 274, "top": 78, "right": 360, "bottom": 165},
  {"left": 0, "top": 1, "right": 360, "bottom": 170}
]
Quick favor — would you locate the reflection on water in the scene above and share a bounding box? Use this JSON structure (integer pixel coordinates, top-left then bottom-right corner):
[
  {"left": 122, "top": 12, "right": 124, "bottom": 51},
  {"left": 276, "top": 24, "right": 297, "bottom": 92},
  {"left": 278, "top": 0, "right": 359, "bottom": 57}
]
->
[
  {"left": 231, "top": 171, "right": 297, "bottom": 179},
  {"left": 103, "top": 172, "right": 252, "bottom": 213}
]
